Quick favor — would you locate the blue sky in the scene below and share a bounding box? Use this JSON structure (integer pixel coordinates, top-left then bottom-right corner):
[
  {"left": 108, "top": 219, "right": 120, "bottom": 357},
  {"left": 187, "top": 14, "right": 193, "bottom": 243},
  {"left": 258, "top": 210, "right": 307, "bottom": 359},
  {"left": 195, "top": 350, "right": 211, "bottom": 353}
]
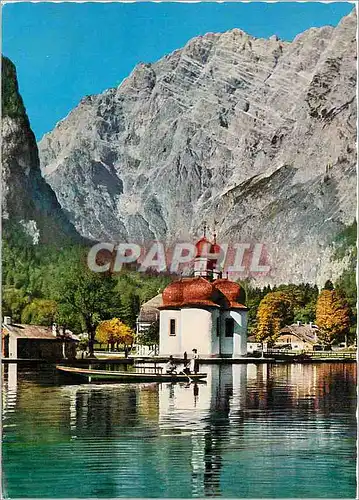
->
[{"left": 2, "top": 2, "right": 354, "bottom": 140}]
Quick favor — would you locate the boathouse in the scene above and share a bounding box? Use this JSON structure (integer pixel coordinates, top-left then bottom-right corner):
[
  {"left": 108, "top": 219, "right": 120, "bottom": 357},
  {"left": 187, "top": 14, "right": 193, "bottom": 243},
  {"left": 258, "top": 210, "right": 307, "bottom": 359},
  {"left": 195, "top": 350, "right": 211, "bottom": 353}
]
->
[{"left": 2, "top": 317, "right": 79, "bottom": 360}]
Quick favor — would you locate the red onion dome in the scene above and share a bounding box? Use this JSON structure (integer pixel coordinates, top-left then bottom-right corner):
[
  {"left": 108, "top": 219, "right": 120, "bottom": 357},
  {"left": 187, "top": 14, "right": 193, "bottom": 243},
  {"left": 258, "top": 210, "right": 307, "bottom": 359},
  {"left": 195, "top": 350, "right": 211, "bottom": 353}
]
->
[
  {"left": 213, "top": 278, "right": 247, "bottom": 309},
  {"left": 162, "top": 280, "right": 184, "bottom": 307},
  {"left": 213, "top": 278, "right": 241, "bottom": 301},
  {"left": 208, "top": 242, "right": 222, "bottom": 270},
  {"left": 182, "top": 277, "right": 219, "bottom": 307},
  {"left": 195, "top": 236, "right": 212, "bottom": 258},
  {"left": 210, "top": 242, "right": 221, "bottom": 255}
]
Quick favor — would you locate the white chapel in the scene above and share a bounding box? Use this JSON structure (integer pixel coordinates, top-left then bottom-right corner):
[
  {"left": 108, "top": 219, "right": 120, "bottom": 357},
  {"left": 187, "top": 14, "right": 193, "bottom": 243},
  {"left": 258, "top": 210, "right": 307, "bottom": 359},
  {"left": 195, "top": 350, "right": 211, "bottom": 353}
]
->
[{"left": 158, "top": 233, "right": 248, "bottom": 358}]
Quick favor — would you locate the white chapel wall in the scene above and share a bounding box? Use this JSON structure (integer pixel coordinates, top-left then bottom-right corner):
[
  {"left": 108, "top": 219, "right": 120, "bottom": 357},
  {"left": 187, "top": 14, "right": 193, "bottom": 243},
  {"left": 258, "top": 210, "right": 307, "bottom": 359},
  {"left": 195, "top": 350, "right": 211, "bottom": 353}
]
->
[
  {"left": 159, "top": 309, "right": 181, "bottom": 356},
  {"left": 231, "top": 310, "right": 248, "bottom": 356},
  {"left": 180, "top": 308, "right": 213, "bottom": 356}
]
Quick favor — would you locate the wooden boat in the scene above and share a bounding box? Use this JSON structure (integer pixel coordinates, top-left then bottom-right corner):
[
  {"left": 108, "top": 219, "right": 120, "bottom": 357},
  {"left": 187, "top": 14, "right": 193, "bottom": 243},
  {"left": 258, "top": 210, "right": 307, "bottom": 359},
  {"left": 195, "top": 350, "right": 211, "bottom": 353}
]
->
[{"left": 56, "top": 365, "right": 207, "bottom": 382}]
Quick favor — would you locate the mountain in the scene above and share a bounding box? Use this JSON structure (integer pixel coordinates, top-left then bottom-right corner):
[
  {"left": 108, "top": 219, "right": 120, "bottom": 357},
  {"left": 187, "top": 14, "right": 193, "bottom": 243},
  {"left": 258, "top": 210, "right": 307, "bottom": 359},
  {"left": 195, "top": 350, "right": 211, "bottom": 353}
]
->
[
  {"left": 38, "top": 11, "right": 356, "bottom": 284},
  {"left": 1, "top": 57, "right": 82, "bottom": 245}
]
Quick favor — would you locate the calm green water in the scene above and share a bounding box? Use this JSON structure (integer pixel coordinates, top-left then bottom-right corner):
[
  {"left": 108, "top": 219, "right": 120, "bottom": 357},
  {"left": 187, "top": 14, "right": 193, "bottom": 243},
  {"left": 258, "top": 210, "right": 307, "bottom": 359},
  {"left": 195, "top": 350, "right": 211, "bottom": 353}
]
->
[{"left": 2, "top": 362, "right": 357, "bottom": 498}]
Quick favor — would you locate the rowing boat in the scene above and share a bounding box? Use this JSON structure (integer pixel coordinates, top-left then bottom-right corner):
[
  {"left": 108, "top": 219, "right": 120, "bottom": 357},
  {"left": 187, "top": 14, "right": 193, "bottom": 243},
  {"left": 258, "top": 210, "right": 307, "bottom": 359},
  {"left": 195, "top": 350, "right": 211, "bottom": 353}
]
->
[{"left": 56, "top": 365, "right": 207, "bottom": 382}]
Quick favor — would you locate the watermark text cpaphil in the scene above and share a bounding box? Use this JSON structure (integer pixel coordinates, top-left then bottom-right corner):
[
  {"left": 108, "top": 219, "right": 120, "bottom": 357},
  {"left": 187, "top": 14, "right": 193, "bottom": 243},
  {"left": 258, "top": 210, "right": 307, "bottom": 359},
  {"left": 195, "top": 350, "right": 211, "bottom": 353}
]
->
[{"left": 87, "top": 241, "right": 271, "bottom": 276}]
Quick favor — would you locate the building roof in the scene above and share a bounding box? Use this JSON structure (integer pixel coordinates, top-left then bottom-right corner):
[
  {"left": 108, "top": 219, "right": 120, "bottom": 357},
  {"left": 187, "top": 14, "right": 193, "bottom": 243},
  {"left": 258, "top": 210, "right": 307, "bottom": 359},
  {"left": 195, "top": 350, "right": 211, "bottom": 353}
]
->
[
  {"left": 213, "top": 278, "right": 247, "bottom": 309},
  {"left": 247, "top": 324, "right": 320, "bottom": 344},
  {"left": 2, "top": 323, "right": 79, "bottom": 341},
  {"left": 138, "top": 294, "right": 162, "bottom": 323},
  {"left": 279, "top": 324, "right": 319, "bottom": 344},
  {"left": 160, "top": 277, "right": 248, "bottom": 310}
]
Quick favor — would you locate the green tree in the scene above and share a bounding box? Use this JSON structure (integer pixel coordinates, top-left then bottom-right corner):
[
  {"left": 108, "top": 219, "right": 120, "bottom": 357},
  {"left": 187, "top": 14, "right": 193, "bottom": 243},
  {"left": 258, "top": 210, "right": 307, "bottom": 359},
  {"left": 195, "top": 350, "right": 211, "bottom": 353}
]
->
[
  {"left": 276, "top": 283, "right": 318, "bottom": 308},
  {"left": 241, "top": 280, "right": 268, "bottom": 334},
  {"left": 333, "top": 220, "right": 357, "bottom": 260},
  {"left": 2, "top": 287, "right": 28, "bottom": 322},
  {"left": 246, "top": 290, "right": 265, "bottom": 334},
  {"left": 2, "top": 57, "right": 26, "bottom": 118},
  {"left": 293, "top": 302, "right": 316, "bottom": 324},
  {"left": 323, "top": 280, "right": 334, "bottom": 291},
  {"left": 120, "top": 291, "right": 140, "bottom": 329},
  {"left": 53, "top": 253, "right": 118, "bottom": 355},
  {"left": 275, "top": 283, "right": 318, "bottom": 325},
  {"left": 113, "top": 271, "right": 169, "bottom": 329},
  {"left": 137, "top": 319, "right": 159, "bottom": 347},
  {"left": 21, "top": 299, "right": 58, "bottom": 326}
]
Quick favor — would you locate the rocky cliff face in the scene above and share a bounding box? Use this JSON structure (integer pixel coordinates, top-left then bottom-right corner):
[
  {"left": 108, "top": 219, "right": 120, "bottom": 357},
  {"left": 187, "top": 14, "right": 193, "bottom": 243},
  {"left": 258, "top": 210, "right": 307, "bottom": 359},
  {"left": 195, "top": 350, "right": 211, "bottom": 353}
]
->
[
  {"left": 2, "top": 57, "right": 81, "bottom": 244},
  {"left": 38, "top": 11, "right": 356, "bottom": 284}
]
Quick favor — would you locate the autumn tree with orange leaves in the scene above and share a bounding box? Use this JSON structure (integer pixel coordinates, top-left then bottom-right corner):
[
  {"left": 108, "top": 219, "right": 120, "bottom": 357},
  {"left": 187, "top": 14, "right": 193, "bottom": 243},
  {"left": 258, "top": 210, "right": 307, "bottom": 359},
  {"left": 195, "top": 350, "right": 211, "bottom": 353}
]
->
[
  {"left": 96, "top": 318, "right": 134, "bottom": 351},
  {"left": 315, "top": 289, "right": 351, "bottom": 346},
  {"left": 255, "top": 291, "right": 294, "bottom": 345}
]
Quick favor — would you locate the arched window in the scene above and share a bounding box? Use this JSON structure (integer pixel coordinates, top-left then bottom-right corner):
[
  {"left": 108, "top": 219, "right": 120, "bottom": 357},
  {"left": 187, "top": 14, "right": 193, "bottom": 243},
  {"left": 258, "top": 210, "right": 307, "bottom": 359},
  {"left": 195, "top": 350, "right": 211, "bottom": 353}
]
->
[{"left": 169, "top": 319, "right": 176, "bottom": 336}]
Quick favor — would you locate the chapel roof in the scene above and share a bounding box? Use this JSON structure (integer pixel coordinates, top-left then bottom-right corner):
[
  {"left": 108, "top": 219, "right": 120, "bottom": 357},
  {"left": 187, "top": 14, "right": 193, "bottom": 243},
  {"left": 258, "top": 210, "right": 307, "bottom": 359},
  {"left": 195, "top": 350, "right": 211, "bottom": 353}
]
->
[{"left": 160, "top": 276, "right": 247, "bottom": 310}]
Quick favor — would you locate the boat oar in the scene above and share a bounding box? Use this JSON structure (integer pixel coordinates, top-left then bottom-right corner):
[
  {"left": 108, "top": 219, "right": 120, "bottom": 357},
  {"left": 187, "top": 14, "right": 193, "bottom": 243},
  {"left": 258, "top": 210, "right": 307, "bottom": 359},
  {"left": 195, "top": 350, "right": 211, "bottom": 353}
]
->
[{"left": 180, "top": 370, "right": 193, "bottom": 383}]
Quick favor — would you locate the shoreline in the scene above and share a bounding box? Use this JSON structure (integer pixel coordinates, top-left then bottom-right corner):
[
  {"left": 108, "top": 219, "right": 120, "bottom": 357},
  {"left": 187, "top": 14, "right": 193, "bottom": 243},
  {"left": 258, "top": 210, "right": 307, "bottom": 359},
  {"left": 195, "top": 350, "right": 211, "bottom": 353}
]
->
[{"left": 1, "top": 355, "right": 356, "bottom": 365}]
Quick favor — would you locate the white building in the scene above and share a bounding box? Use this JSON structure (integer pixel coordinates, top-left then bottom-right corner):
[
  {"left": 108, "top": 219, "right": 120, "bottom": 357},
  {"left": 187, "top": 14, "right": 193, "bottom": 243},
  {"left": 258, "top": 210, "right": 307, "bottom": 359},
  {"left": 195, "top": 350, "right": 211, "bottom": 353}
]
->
[
  {"left": 247, "top": 335, "right": 262, "bottom": 354},
  {"left": 159, "top": 234, "right": 248, "bottom": 358}
]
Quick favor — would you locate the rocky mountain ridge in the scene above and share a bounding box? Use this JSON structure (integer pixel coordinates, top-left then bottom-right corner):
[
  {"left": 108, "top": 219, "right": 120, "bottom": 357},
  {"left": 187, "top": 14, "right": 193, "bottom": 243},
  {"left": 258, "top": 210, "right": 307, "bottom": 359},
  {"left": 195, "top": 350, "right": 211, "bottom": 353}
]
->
[
  {"left": 38, "top": 11, "right": 357, "bottom": 284},
  {"left": 1, "top": 57, "right": 82, "bottom": 245}
]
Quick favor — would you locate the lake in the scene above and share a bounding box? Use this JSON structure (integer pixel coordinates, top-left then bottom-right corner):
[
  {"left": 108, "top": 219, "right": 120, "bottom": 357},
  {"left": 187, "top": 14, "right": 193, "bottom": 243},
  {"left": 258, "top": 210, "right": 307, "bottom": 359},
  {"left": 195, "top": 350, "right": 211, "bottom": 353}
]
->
[{"left": 2, "top": 362, "right": 357, "bottom": 498}]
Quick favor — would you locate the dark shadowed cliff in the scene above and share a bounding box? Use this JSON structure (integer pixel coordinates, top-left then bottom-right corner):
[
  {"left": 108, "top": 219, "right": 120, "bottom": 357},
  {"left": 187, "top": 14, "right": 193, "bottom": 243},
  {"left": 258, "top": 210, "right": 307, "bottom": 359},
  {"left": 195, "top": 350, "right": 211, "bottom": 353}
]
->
[{"left": 2, "top": 57, "right": 82, "bottom": 245}]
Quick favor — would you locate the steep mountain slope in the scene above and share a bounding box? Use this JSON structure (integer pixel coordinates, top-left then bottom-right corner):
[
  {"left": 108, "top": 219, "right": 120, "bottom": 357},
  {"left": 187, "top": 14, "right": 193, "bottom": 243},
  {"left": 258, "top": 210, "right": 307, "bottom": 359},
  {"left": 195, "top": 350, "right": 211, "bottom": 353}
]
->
[
  {"left": 1, "top": 57, "right": 82, "bottom": 244},
  {"left": 38, "top": 11, "right": 356, "bottom": 284}
]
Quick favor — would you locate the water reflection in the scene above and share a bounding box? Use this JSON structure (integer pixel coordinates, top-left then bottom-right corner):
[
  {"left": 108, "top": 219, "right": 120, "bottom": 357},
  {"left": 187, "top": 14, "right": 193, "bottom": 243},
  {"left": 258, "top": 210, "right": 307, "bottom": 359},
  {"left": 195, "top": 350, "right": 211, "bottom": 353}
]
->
[
  {"left": 156, "top": 365, "right": 243, "bottom": 497},
  {"left": 2, "top": 362, "right": 357, "bottom": 498}
]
